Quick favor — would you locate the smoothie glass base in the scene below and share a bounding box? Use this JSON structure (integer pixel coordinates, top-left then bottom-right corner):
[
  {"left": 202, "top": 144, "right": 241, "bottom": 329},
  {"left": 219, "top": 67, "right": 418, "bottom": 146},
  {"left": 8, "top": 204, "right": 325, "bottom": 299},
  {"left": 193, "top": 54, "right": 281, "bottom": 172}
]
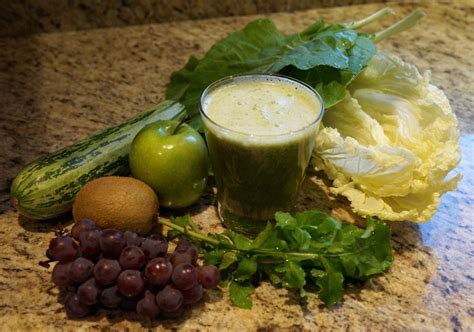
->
[{"left": 217, "top": 202, "right": 277, "bottom": 237}]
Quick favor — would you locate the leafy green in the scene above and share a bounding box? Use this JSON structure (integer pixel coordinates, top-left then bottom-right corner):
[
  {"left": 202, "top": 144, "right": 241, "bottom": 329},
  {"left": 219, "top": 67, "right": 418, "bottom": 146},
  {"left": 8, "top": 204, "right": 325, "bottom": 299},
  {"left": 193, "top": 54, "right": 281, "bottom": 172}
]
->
[
  {"left": 234, "top": 258, "right": 258, "bottom": 281},
  {"left": 277, "top": 261, "right": 306, "bottom": 289},
  {"left": 316, "top": 259, "right": 344, "bottom": 307},
  {"left": 229, "top": 281, "right": 254, "bottom": 309},
  {"left": 312, "top": 52, "right": 460, "bottom": 222},
  {"left": 218, "top": 251, "right": 238, "bottom": 269},
  {"left": 166, "top": 16, "right": 379, "bottom": 130},
  {"left": 167, "top": 19, "right": 289, "bottom": 130},
  {"left": 166, "top": 8, "right": 424, "bottom": 131},
  {"left": 159, "top": 210, "right": 392, "bottom": 308},
  {"left": 279, "top": 65, "right": 353, "bottom": 109}
]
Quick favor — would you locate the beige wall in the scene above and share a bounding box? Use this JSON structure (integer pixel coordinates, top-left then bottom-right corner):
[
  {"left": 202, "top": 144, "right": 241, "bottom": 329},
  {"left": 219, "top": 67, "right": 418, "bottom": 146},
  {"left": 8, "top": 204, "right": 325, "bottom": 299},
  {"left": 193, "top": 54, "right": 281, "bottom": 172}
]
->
[{"left": 0, "top": 0, "right": 392, "bottom": 37}]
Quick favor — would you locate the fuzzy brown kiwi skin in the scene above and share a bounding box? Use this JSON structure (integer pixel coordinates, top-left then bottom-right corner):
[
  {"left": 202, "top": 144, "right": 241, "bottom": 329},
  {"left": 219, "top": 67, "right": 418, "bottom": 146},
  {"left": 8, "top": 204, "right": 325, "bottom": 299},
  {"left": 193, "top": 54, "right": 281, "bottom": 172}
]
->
[{"left": 72, "top": 176, "right": 159, "bottom": 236}]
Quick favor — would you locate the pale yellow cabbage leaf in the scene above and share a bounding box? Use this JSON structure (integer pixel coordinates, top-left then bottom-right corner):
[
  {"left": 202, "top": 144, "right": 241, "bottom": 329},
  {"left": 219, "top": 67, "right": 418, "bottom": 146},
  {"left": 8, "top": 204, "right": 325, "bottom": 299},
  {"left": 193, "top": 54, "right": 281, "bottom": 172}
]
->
[{"left": 312, "top": 52, "right": 461, "bottom": 222}]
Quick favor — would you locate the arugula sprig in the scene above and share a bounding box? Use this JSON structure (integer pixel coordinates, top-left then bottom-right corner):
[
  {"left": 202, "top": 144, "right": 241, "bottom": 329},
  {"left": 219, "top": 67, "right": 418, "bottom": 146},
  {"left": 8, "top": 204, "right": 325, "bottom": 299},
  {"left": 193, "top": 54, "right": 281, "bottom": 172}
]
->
[
  {"left": 166, "top": 8, "right": 424, "bottom": 131},
  {"left": 159, "top": 210, "right": 392, "bottom": 308}
]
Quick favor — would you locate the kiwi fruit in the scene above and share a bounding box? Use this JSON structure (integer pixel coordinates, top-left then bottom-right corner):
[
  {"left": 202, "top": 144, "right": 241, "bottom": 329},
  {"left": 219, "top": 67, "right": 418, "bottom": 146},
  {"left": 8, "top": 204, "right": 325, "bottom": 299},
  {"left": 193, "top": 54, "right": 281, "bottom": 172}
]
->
[{"left": 72, "top": 176, "right": 159, "bottom": 235}]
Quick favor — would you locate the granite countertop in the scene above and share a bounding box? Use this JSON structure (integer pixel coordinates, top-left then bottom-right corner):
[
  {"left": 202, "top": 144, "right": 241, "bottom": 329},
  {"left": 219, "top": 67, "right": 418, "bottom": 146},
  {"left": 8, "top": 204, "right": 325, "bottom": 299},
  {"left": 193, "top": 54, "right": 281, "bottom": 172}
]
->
[
  {"left": 0, "top": 1, "right": 473, "bottom": 331},
  {"left": 1, "top": 0, "right": 385, "bottom": 37}
]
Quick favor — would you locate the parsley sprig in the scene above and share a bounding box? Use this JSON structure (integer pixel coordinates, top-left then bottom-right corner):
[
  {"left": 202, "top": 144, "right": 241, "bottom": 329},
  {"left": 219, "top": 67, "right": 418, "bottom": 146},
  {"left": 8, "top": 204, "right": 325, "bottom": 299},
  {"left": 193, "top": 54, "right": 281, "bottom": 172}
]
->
[{"left": 159, "top": 210, "right": 392, "bottom": 308}]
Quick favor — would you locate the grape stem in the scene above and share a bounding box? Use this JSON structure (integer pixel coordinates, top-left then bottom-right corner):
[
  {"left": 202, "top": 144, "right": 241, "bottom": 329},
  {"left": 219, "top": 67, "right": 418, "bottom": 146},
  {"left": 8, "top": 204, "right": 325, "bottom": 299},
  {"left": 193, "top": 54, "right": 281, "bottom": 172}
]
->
[{"left": 38, "top": 259, "right": 54, "bottom": 269}]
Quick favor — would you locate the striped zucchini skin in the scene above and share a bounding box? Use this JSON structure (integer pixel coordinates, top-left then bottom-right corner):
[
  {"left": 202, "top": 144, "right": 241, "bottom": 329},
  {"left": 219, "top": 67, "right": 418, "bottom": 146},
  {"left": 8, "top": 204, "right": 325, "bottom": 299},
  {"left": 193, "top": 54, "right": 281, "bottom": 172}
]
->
[{"left": 11, "top": 101, "right": 185, "bottom": 220}]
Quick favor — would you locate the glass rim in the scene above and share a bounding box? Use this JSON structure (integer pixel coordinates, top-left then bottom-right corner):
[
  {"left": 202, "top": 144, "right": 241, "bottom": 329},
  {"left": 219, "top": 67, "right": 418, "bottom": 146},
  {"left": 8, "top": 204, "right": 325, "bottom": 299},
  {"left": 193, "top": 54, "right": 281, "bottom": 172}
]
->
[{"left": 199, "top": 73, "right": 325, "bottom": 138}]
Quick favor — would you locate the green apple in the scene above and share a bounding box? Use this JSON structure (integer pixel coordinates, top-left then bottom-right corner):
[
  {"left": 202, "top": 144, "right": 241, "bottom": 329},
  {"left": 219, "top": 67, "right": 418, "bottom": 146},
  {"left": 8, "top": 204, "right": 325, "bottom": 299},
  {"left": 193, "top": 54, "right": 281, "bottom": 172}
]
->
[{"left": 129, "top": 120, "right": 209, "bottom": 209}]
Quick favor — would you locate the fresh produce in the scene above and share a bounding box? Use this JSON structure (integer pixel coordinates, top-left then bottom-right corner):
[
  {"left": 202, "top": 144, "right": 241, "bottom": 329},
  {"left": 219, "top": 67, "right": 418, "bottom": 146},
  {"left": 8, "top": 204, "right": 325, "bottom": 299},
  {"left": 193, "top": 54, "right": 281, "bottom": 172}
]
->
[
  {"left": 166, "top": 7, "right": 460, "bottom": 222},
  {"left": 129, "top": 120, "right": 209, "bottom": 209},
  {"left": 69, "top": 257, "right": 94, "bottom": 283},
  {"left": 11, "top": 9, "right": 438, "bottom": 223},
  {"left": 72, "top": 176, "right": 159, "bottom": 235},
  {"left": 47, "top": 236, "right": 79, "bottom": 262},
  {"left": 52, "top": 263, "right": 72, "bottom": 287},
  {"left": 71, "top": 219, "right": 97, "bottom": 241},
  {"left": 312, "top": 53, "right": 461, "bottom": 221},
  {"left": 166, "top": 8, "right": 424, "bottom": 130},
  {"left": 44, "top": 219, "right": 220, "bottom": 319},
  {"left": 11, "top": 101, "right": 184, "bottom": 220},
  {"left": 161, "top": 212, "right": 392, "bottom": 308},
  {"left": 15, "top": 6, "right": 458, "bottom": 320}
]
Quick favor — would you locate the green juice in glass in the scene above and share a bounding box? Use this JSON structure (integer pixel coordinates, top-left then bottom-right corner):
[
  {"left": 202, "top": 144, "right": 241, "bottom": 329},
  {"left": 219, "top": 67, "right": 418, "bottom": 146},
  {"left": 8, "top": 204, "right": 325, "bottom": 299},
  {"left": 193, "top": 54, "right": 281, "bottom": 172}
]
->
[{"left": 200, "top": 75, "right": 324, "bottom": 235}]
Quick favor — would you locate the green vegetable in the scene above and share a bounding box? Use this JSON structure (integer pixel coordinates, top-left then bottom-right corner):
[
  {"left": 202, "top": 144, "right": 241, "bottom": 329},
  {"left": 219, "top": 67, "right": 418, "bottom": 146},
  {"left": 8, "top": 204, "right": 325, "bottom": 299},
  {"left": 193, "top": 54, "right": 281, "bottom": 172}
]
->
[
  {"left": 166, "top": 8, "right": 424, "bottom": 130},
  {"left": 159, "top": 210, "right": 392, "bottom": 308},
  {"left": 312, "top": 52, "right": 461, "bottom": 222},
  {"left": 11, "top": 101, "right": 185, "bottom": 220}
]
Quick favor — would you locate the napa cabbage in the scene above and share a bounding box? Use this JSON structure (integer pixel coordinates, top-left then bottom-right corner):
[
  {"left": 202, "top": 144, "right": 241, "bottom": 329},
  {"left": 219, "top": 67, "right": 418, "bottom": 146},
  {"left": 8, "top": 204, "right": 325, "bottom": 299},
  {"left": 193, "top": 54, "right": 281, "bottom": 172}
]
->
[{"left": 313, "top": 52, "right": 461, "bottom": 222}]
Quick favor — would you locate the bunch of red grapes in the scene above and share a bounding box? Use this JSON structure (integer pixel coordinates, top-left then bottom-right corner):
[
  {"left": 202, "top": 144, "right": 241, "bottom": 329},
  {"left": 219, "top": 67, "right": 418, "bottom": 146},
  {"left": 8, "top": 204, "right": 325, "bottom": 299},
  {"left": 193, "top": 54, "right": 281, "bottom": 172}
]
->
[{"left": 46, "top": 219, "right": 220, "bottom": 319}]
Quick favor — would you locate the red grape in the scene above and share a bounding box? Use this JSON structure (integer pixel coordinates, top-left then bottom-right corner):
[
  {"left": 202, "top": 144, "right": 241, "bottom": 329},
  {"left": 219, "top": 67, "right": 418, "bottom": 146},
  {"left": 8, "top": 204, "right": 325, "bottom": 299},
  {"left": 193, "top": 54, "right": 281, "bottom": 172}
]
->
[
  {"left": 119, "top": 246, "right": 146, "bottom": 270},
  {"left": 48, "top": 236, "right": 79, "bottom": 263},
  {"left": 181, "top": 283, "right": 203, "bottom": 305},
  {"left": 156, "top": 285, "right": 183, "bottom": 313},
  {"left": 46, "top": 248, "right": 53, "bottom": 260},
  {"left": 93, "top": 258, "right": 121, "bottom": 286},
  {"left": 64, "top": 293, "right": 89, "bottom": 318},
  {"left": 69, "top": 257, "right": 94, "bottom": 283},
  {"left": 77, "top": 278, "right": 100, "bottom": 305},
  {"left": 169, "top": 251, "right": 192, "bottom": 267},
  {"left": 47, "top": 221, "right": 215, "bottom": 320},
  {"left": 79, "top": 229, "right": 102, "bottom": 259},
  {"left": 198, "top": 265, "right": 220, "bottom": 289},
  {"left": 100, "top": 285, "right": 122, "bottom": 308},
  {"left": 124, "top": 231, "right": 143, "bottom": 247},
  {"left": 144, "top": 257, "right": 172, "bottom": 286},
  {"left": 136, "top": 290, "right": 159, "bottom": 319},
  {"left": 171, "top": 263, "right": 197, "bottom": 291},
  {"left": 140, "top": 237, "right": 168, "bottom": 260},
  {"left": 71, "top": 219, "right": 96, "bottom": 241},
  {"left": 117, "top": 270, "right": 144, "bottom": 297},
  {"left": 52, "top": 262, "right": 72, "bottom": 287},
  {"left": 175, "top": 238, "right": 198, "bottom": 262},
  {"left": 100, "top": 229, "right": 126, "bottom": 258}
]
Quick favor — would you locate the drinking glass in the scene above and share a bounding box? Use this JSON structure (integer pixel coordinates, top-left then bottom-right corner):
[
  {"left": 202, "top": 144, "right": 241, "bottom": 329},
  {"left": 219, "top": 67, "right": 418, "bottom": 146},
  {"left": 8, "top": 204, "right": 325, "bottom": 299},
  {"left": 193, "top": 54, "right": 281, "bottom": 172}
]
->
[{"left": 200, "top": 74, "right": 324, "bottom": 235}]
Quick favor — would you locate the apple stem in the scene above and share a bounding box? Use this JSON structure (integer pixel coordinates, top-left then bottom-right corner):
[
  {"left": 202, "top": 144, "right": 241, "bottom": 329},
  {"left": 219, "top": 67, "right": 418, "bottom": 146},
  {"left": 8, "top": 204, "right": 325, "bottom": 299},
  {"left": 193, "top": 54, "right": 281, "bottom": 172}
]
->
[{"left": 171, "top": 116, "right": 188, "bottom": 135}]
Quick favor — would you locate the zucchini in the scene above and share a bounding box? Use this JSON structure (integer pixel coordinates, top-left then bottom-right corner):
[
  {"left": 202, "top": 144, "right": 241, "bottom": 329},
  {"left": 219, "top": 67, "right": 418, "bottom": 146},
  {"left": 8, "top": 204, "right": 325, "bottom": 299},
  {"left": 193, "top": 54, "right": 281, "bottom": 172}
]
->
[{"left": 11, "top": 101, "right": 185, "bottom": 220}]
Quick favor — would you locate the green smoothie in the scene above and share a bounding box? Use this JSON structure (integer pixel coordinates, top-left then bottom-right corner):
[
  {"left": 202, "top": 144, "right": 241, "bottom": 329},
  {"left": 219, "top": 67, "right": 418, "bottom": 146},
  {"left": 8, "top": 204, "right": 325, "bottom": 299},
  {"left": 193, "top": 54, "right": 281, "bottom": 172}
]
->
[{"left": 200, "top": 75, "right": 323, "bottom": 235}]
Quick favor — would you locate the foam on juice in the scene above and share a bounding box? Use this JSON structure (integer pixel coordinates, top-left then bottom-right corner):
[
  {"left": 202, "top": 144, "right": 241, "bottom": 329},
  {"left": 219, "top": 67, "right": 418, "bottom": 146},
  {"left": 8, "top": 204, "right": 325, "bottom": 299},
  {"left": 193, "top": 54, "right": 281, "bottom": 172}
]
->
[{"left": 201, "top": 76, "right": 322, "bottom": 142}]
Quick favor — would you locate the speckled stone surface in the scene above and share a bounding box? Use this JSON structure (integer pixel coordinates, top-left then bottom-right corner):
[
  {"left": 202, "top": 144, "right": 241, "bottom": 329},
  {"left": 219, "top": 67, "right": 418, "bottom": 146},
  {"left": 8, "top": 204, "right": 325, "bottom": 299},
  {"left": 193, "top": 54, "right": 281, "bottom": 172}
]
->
[
  {"left": 1, "top": 0, "right": 389, "bottom": 37},
  {"left": 0, "top": 1, "right": 473, "bottom": 331}
]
